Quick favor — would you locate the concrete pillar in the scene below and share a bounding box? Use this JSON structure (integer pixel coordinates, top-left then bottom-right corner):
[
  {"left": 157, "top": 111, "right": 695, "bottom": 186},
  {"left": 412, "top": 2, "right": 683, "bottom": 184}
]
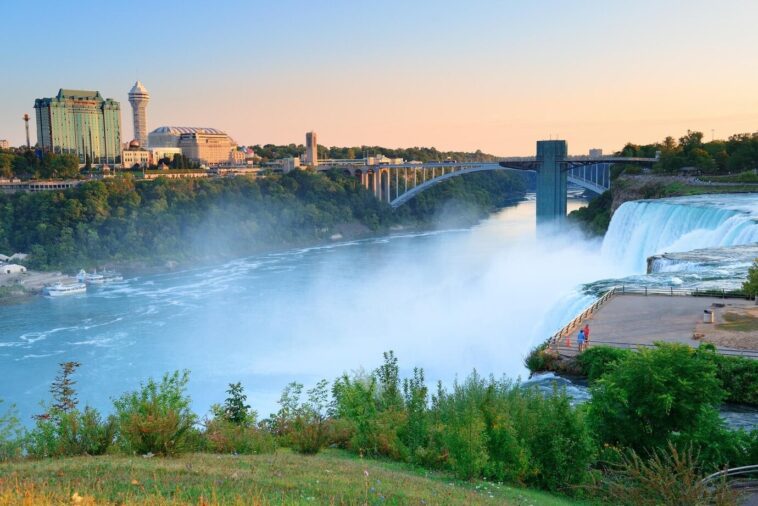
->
[{"left": 535, "top": 140, "right": 568, "bottom": 225}]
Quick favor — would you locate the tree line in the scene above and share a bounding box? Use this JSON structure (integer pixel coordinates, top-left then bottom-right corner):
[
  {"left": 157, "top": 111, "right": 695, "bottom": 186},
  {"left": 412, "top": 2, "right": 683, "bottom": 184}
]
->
[
  {"left": 620, "top": 130, "right": 758, "bottom": 174},
  {"left": 0, "top": 169, "right": 525, "bottom": 270}
]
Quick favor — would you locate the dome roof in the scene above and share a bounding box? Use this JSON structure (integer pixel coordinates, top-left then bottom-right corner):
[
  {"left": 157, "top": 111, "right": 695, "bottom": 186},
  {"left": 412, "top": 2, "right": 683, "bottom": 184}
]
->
[
  {"left": 128, "top": 80, "right": 149, "bottom": 97},
  {"left": 128, "top": 139, "right": 141, "bottom": 148},
  {"left": 150, "top": 126, "right": 226, "bottom": 136}
]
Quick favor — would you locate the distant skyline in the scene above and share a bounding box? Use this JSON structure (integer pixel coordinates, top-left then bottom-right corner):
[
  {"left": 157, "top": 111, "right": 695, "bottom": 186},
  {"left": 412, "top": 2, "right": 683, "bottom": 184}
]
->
[{"left": 2, "top": 0, "right": 757, "bottom": 155}]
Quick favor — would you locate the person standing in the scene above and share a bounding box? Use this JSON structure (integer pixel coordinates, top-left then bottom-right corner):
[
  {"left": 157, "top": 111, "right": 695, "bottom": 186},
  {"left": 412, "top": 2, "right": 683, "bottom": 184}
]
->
[
  {"left": 583, "top": 323, "right": 590, "bottom": 349},
  {"left": 577, "top": 329, "right": 586, "bottom": 352}
]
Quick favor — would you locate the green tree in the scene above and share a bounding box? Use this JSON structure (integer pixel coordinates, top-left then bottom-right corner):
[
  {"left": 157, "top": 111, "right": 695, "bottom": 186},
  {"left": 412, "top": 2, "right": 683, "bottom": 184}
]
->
[
  {"left": 588, "top": 343, "right": 724, "bottom": 453},
  {"left": 743, "top": 258, "right": 758, "bottom": 297},
  {"left": 50, "top": 361, "right": 81, "bottom": 414},
  {"left": 222, "top": 382, "right": 253, "bottom": 425}
]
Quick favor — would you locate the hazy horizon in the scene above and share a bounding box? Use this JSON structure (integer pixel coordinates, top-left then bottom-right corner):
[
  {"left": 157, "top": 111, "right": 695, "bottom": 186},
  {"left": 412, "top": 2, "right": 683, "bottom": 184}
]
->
[{"left": 2, "top": 0, "right": 757, "bottom": 155}]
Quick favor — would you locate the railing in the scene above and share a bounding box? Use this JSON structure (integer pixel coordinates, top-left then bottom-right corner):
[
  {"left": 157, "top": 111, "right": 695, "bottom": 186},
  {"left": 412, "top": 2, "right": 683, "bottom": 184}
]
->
[
  {"left": 547, "top": 287, "right": 618, "bottom": 348},
  {"left": 702, "top": 465, "right": 758, "bottom": 492},
  {"left": 615, "top": 285, "right": 751, "bottom": 299}
]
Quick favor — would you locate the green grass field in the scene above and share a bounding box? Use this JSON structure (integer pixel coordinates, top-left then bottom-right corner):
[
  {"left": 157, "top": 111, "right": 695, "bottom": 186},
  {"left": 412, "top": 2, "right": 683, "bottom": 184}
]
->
[{"left": 0, "top": 449, "right": 588, "bottom": 505}]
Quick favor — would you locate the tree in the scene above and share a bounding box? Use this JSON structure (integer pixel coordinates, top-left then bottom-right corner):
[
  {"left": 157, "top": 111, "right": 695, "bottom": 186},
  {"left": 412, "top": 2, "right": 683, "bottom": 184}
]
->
[
  {"left": 587, "top": 343, "right": 724, "bottom": 453},
  {"left": 222, "top": 382, "right": 253, "bottom": 425},
  {"left": 49, "top": 361, "right": 81, "bottom": 414},
  {"left": 743, "top": 258, "right": 758, "bottom": 298}
]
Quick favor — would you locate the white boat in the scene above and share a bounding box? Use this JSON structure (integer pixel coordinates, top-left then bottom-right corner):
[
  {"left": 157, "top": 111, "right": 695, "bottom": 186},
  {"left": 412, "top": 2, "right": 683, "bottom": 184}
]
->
[
  {"left": 77, "top": 269, "right": 123, "bottom": 284},
  {"left": 44, "top": 282, "right": 87, "bottom": 297}
]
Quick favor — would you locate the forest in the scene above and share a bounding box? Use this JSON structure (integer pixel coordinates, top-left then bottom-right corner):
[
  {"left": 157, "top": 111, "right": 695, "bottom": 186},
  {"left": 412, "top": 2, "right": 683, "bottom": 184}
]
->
[{"left": 0, "top": 168, "right": 525, "bottom": 270}]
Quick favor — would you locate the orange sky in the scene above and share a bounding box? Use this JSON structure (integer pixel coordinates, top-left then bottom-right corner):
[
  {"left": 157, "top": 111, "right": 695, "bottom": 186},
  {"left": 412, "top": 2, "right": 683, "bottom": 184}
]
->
[{"left": 2, "top": 1, "right": 757, "bottom": 155}]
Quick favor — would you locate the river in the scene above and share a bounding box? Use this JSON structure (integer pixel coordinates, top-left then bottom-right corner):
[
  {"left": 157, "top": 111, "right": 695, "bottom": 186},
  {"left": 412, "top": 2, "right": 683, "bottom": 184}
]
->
[{"left": 0, "top": 194, "right": 756, "bottom": 428}]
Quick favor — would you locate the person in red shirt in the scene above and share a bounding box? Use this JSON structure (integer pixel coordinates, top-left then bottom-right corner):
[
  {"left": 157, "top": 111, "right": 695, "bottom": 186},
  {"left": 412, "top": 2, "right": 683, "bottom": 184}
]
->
[{"left": 583, "top": 323, "right": 590, "bottom": 349}]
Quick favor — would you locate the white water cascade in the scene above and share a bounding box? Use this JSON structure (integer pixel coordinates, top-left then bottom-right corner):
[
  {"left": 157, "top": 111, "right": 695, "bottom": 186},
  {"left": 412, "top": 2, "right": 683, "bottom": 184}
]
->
[{"left": 602, "top": 194, "right": 758, "bottom": 273}]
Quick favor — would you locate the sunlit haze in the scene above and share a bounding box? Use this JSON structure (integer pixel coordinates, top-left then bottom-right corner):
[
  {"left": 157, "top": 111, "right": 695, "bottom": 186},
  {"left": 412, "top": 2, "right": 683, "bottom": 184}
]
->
[{"left": 2, "top": 0, "right": 757, "bottom": 154}]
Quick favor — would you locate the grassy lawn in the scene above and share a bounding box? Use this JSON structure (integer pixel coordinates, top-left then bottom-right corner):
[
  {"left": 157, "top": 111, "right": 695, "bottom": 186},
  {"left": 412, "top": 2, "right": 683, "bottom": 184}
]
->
[
  {"left": 719, "top": 311, "right": 758, "bottom": 332},
  {"left": 0, "top": 449, "right": 588, "bottom": 505}
]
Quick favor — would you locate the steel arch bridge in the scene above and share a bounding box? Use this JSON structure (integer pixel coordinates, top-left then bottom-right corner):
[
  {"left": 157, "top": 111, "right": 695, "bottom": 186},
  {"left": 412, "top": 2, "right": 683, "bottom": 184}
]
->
[{"left": 317, "top": 140, "right": 657, "bottom": 223}]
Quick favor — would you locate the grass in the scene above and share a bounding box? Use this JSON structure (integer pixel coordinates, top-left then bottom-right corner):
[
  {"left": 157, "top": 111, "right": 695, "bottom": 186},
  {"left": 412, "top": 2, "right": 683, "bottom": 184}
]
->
[
  {"left": 718, "top": 311, "right": 758, "bottom": 332},
  {"left": 0, "top": 449, "right": 587, "bottom": 505},
  {"left": 661, "top": 182, "right": 758, "bottom": 196}
]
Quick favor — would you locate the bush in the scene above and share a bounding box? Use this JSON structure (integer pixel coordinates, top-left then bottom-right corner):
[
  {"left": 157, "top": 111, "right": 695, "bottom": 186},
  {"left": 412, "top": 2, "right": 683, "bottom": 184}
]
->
[
  {"left": 25, "top": 407, "right": 115, "bottom": 458},
  {"left": 707, "top": 349, "right": 758, "bottom": 405},
  {"left": 0, "top": 401, "right": 23, "bottom": 461},
  {"left": 524, "top": 343, "right": 565, "bottom": 374},
  {"left": 113, "top": 370, "right": 197, "bottom": 456},
  {"left": 577, "top": 346, "right": 632, "bottom": 382},
  {"left": 592, "top": 444, "right": 739, "bottom": 506},
  {"left": 270, "top": 380, "right": 332, "bottom": 454},
  {"left": 588, "top": 343, "right": 724, "bottom": 453},
  {"left": 203, "top": 418, "right": 276, "bottom": 455}
]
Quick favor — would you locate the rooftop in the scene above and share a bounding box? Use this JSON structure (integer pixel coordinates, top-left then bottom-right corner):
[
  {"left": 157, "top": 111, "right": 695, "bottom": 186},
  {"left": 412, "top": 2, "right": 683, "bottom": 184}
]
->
[{"left": 150, "top": 126, "right": 226, "bottom": 136}]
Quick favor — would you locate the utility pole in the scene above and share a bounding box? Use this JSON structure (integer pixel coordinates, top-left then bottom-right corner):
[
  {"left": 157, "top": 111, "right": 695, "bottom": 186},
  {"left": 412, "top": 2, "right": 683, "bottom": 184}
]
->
[{"left": 23, "top": 113, "right": 30, "bottom": 149}]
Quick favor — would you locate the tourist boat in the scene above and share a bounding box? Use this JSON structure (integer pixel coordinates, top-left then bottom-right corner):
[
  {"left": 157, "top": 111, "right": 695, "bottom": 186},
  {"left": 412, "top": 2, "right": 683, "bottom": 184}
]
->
[
  {"left": 77, "top": 269, "right": 123, "bottom": 284},
  {"left": 44, "top": 282, "right": 87, "bottom": 297},
  {"left": 100, "top": 269, "right": 124, "bottom": 283}
]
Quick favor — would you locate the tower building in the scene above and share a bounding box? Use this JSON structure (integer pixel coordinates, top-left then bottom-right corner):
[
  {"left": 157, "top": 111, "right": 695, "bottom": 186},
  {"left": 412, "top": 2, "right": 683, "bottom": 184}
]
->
[
  {"left": 305, "top": 131, "right": 318, "bottom": 167},
  {"left": 34, "top": 89, "right": 122, "bottom": 164},
  {"left": 128, "top": 81, "right": 150, "bottom": 148}
]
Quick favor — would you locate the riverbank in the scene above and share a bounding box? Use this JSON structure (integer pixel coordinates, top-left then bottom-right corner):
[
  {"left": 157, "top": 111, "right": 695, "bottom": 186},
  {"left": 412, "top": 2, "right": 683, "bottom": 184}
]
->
[{"left": 0, "top": 270, "right": 78, "bottom": 303}]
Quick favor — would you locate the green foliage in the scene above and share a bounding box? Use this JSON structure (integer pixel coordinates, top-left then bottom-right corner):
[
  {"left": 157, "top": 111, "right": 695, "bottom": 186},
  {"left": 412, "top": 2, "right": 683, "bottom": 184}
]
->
[
  {"left": 696, "top": 345, "right": 758, "bottom": 405},
  {"left": 270, "top": 380, "right": 332, "bottom": 454},
  {"left": 217, "top": 382, "right": 255, "bottom": 426},
  {"left": 524, "top": 343, "right": 561, "bottom": 373},
  {"left": 0, "top": 169, "right": 524, "bottom": 270},
  {"left": 742, "top": 258, "right": 758, "bottom": 298},
  {"left": 203, "top": 418, "right": 276, "bottom": 455},
  {"left": 0, "top": 148, "right": 80, "bottom": 179},
  {"left": 588, "top": 344, "right": 725, "bottom": 454},
  {"left": 576, "top": 346, "right": 632, "bottom": 382},
  {"left": 112, "top": 370, "right": 197, "bottom": 456},
  {"left": 567, "top": 190, "right": 613, "bottom": 235},
  {"left": 0, "top": 401, "right": 23, "bottom": 461},
  {"left": 593, "top": 444, "right": 739, "bottom": 506},
  {"left": 49, "top": 361, "right": 81, "bottom": 414},
  {"left": 25, "top": 407, "right": 116, "bottom": 458}
]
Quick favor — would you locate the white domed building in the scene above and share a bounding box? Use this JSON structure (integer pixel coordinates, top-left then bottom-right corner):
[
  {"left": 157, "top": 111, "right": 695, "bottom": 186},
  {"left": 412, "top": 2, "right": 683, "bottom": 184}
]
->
[{"left": 148, "top": 126, "right": 237, "bottom": 166}]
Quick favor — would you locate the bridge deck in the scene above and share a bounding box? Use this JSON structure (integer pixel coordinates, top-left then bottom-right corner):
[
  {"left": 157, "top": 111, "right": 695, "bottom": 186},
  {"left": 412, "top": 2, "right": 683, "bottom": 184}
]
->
[{"left": 554, "top": 294, "right": 758, "bottom": 358}]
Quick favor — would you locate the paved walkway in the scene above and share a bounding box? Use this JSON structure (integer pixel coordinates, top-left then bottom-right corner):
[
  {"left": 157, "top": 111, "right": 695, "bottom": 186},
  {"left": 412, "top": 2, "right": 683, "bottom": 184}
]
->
[{"left": 554, "top": 294, "right": 757, "bottom": 357}]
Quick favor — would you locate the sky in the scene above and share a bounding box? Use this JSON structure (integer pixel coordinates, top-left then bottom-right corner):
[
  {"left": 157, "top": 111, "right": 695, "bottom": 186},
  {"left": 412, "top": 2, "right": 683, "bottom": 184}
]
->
[{"left": 1, "top": 0, "right": 757, "bottom": 155}]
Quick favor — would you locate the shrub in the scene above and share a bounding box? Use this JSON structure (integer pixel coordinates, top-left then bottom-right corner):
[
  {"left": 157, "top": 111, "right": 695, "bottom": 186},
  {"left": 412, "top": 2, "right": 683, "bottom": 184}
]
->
[
  {"left": 203, "top": 418, "right": 276, "bottom": 455},
  {"left": 524, "top": 343, "right": 561, "bottom": 374},
  {"left": 577, "top": 346, "right": 632, "bottom": 382},
  {"left": 706, "top": 351, "right": 758, "bottom": 405},
  {"left": 112, "top": 370, "right": 197, "bottom": 456},
  {"left": 332, "top": 370, "right": 408, "bottom": 460},
  {"left": 592, "top": 444, "right": 738, "bottom": 506},
  {"left": 270, "top": 380, "right": 332, "bottom": 454},
  {"left": 588, "top": 343, "right": 724, "bottom": 453},
  {"left": 0, "top": 401, "right": 23, "bottom": 461},
  {"left": 25, "top": 407, "right": 116, "bottom": 458},
  {"left": 214, "top": 382, "right": 256, "bottom": 426}
]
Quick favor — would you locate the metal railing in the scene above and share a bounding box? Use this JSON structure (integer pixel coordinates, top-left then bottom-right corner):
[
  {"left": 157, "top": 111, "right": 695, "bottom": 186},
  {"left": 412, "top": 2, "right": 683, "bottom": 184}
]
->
[
  {"left": 547, "top": 287, "right": 618, "bottom": 347},
  {"left": 702, "top": 465, "right": 758, "bottom": 492},
  {"left": 615, "top": 285, "right": 751, "bottom": 299}
]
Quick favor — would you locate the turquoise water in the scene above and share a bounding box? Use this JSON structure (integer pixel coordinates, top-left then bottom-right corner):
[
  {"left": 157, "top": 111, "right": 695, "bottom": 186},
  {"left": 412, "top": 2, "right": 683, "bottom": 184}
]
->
[{"left": 1, "top": 194, "right": 757, "bottom": 426}]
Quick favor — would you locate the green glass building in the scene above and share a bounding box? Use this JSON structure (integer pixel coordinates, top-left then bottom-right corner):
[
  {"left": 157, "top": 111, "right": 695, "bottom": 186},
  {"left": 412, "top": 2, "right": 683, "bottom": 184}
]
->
[{"left": 34, "top": 89, "right": 121, "bottom": 165}]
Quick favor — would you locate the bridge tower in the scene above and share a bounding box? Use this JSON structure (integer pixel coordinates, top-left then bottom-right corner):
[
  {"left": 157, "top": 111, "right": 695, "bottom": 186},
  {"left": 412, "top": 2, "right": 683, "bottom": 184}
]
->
[{"left": 535, "top": 140, "right": 568, "bottom": 225}]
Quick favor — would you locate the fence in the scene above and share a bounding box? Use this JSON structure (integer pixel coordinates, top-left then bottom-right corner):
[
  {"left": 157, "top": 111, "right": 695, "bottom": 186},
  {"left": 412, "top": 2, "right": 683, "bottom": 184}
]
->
[
  {"left": 552, "top": 340, "right": 758, "bottom": 359},
  {"left": 615, "top": 285, "right": 751, "bottom": 299},
  {"left": 702, "top": 465, "right": 758, "bottom": 494},
  {"left": 547, "top": 287, "right": 618, "bottom": 348}
]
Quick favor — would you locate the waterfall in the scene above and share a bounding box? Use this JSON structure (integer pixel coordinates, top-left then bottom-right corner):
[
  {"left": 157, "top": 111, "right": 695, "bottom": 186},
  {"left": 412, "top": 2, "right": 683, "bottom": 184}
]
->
[{"left": 601, "top": 195, "right": 758, "bottom": 273}]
